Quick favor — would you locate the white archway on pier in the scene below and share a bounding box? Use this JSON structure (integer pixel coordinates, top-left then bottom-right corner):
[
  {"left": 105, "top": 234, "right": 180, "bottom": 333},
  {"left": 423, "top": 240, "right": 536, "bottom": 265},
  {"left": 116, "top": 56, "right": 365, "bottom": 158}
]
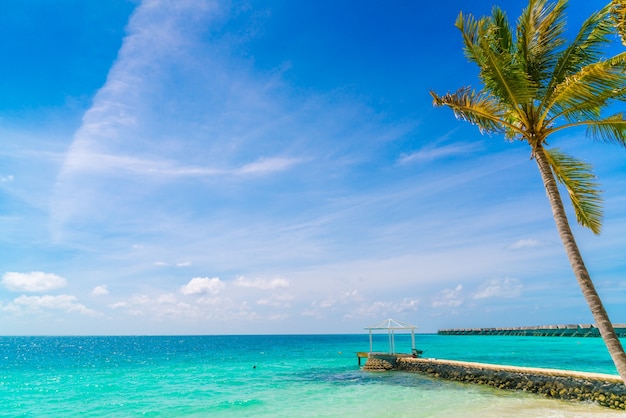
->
[{"left": 365, "top": 318, "right": 417, "bottom": 354}]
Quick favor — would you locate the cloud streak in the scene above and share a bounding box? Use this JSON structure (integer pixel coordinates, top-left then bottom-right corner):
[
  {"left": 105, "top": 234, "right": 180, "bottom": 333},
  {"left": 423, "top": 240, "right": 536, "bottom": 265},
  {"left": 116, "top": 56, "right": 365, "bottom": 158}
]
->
[{"left": 398, "top": 142, "right": 481, "bottom": 164}]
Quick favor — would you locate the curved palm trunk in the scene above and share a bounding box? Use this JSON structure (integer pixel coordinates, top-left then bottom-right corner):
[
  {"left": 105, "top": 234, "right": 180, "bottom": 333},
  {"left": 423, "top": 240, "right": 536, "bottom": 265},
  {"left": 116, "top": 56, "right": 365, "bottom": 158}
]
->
[{"left": 534, "top": 146, "right": 626, "bottom": 383}]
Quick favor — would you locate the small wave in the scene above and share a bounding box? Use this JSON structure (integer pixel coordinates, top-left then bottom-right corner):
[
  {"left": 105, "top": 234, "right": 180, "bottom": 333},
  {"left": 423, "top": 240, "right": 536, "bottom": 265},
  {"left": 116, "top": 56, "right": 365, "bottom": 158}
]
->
[{"left": 214, "top": 398, "right": 264, "bottom": 410}]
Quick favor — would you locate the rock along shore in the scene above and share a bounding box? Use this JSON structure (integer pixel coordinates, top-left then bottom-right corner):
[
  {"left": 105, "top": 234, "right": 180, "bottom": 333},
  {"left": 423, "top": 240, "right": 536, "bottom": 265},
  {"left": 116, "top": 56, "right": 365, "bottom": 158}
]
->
[{"left": 369, "top": 356, "right": 626, "bottom": 410}]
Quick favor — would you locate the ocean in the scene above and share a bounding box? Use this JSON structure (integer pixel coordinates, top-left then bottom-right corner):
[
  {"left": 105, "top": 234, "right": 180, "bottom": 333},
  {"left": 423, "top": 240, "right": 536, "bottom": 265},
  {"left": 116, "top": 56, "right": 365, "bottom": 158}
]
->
[{"left": 1, "top": 334, "right": 623, "bottom": 417}]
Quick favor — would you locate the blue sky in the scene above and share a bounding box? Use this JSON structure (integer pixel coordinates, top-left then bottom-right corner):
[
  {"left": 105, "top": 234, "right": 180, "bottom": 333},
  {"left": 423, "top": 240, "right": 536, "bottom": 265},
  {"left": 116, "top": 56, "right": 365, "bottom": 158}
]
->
[{"left": 1, "top": 0, "right": 624, "bottom": 335}]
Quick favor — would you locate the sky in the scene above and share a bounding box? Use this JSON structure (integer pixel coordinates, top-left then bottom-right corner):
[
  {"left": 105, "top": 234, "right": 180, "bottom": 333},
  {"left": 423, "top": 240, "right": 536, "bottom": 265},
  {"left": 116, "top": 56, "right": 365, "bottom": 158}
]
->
[{"left": 1, "top": 0, "right": 624, "bottom": 335}]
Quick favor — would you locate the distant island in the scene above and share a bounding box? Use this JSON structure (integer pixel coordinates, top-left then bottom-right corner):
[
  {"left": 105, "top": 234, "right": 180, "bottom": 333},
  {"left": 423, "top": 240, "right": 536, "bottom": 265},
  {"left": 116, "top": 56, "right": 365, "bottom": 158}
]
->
[{"left": 438, "top": 324, "right": 626, "bottom": 337}]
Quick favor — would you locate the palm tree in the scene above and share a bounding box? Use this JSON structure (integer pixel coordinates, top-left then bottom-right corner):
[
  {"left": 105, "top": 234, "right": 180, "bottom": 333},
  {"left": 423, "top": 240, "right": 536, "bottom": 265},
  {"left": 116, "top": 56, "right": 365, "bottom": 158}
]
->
[
  {"left": 431, "top": 0, "right": 626, "bottom": 382},
  {"left": 614, "top": 0, "right": 626, "bottom": 45}
]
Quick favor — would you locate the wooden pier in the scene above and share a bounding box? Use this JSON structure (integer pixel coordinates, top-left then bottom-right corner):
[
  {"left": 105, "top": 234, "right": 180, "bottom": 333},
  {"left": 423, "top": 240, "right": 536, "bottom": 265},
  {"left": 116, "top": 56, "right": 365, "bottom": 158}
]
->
[
  {"left": 438, "top": 323, "right": 626, "bottom": 337},
  {"left": 356, "top": 352, "right": 369, "bottom": 366}
]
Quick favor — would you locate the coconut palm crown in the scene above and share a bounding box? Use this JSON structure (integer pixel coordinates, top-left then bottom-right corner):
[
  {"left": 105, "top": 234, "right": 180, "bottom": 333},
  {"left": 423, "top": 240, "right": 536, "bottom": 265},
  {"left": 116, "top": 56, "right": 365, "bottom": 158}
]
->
[{"left": 431, "top": 0, "right": 626, "bottom": 383}]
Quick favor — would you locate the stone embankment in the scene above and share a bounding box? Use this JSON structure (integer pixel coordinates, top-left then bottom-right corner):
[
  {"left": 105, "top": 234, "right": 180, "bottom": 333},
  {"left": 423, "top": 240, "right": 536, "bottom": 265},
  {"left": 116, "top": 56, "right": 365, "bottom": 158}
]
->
[
  {"left": 362, "top": 357, "right": 394, "bottom": 371},
  {"left": 396, "top": 357, "right": 626, "bottom": 410},
  {"left": 362, "top": 353, "right": 411, "bottom": 371}
]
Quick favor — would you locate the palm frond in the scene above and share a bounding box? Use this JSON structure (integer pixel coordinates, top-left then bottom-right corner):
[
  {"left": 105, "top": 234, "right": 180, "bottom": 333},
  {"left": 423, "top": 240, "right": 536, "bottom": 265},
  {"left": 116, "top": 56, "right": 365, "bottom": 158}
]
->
[
  {"left": 543, "top": 148, "right": 603, "bottom": 234},
  {"left": 586, "top": 113, "right": 626, "bottom": 145},
  {"left": 431, "top": 87, "right": 526, "bottom": 138},
  {"left": 456, "top": 9, "right": 537, "bottom": 123},
  {"left": 612, "top": 0, "right": 626, "bottom": 46},
  {"left": 545, "top": 52, "right": 626, "bottom": 123},
  {"left": 516, "top": 0, "right": 568, "bottom": 87},
  {"left": 542, "top": 4, "right": 613, "bottom": 110},
  {"left": 456, "top": 11, "right": 487, "bottom": 67},
  {"left": 430, "top": 88, "right": 514, "bottom": 135},
  {"left": 491, "top": 6, "right": 514, "bottom": 55}
]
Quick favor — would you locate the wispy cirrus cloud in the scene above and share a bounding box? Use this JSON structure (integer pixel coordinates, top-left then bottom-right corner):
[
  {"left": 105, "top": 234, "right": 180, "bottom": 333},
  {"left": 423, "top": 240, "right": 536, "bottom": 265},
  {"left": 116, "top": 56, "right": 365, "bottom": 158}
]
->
[
  {"left": 48, "top": 0, "right": 372, "bottom": 241},
  {"left": 507, "top": 238, "right": 544, "bottom": 250},
  {"left": 398, "top": 142, "right": 481, "bottom": 164},
  {"left": 236, "top": 157, "right": 304, "bottom": 175},
  {"left": 63, "top": 152, "right": 301, "bottom": 179}
]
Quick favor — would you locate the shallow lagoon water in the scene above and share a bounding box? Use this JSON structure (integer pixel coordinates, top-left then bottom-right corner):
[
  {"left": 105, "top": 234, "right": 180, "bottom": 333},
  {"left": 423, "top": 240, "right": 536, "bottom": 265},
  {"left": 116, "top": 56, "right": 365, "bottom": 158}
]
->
[{"left": 0, "top": 335, "right": 623, "bottom": 417}]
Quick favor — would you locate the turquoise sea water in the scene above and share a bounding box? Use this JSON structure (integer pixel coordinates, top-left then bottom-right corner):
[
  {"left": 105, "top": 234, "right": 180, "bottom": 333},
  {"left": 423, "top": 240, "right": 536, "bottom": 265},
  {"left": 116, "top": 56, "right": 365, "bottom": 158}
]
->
[{"left": 1, "top": 334, "right": 624, "bottom": 417}]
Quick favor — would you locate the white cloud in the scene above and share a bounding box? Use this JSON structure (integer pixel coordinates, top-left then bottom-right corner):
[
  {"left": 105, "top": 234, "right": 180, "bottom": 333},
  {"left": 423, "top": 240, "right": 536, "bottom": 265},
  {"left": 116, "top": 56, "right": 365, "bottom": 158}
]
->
[
  {"left": 61, "top": 152, "right": 300, "bottom": 179},
  {"left": 157, "top": 293, "right": 178, "bottom": 304},
  {"left": 91, "top": 285, "right": 110, "bottom": 296},
  {"left": 395, "top": 298, "right": 420, "bottom": 312},
  {"left": 0, "top": 175, "right": 14, "bottom": 182},
  {"left": 311, "top": 298, "right": 336, "bottom": 309},
  {"left": 432, "top": 284, "right": 464, "bottom": 307},
  {"left": 2, "top": 271, "right": 67, "bottom": 292},
  {"left": 2, "top": 294, "right": 98, "bottom": 316},
  {"left": 180, "top": 277, "right": 225, "bottom": 295},
  {"left": 110, "top": 293, "right": 193, "bottom": 317},
  {"left": 48, "top": 0, "right": 305, "bottom": 234},
  {"left": 153, "top": 261, "right": 190, "bottom": 268},
  {"left": 473, "top": 277, "right": 522, "bottom": 299},
  {"left": 317, "top": 289, "right": 364, "bottom": 308},
  {"left": 109, "top": 292, "right": 259, "bottom": 321},
  {"left": 236, "top": 157, "right": 302, "bottom": 175},
  {"left": 234, "top": 276, "right": 289, "bottom": 290},
  {"left": 398, "top": 142, "right": 480, "bottom": 164},
  {"left": 346, "top": 298, "right": 420, "bottom": 319},
  {"left": 507, "top": 238, "right": 543, "bottom": 250},
  {"left": 256, "top": 294, "right": 294, "bottom": 307}
]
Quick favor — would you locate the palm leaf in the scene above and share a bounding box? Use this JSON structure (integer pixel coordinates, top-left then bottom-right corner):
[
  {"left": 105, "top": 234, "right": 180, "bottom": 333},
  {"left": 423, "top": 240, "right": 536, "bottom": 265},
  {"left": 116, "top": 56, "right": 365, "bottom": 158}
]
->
[
  {"left": 586, "top": 113, "right": 626, "bottom": 145},
  {"left": 456, "top": 9, "right": 537, "bottom": 121},
  {"left": 491, "top": 6, "right": 514, "bottom": 55},
  {"left": 543, "top": 148, "right": 603, "bottom": 234},
  {"left": 612, "top": 0, "right": 626, "bottom": 46},
  {"left": 516, "top": 0, "right": 568, "bottom": 87},
  {"left": 545, "top": 52, "right": 626, "bottom": 123},
  {"left": 542, "top": 4, "right": 613, "bottom": 112},
  {"left": 430, "top": 88, "right": 520, "bottom": 136}
]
